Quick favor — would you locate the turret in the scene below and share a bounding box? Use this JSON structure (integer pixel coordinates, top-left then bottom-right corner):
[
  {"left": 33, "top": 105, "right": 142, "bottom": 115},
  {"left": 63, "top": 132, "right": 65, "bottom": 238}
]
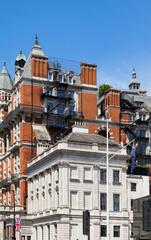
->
[
  {"left": 14, "top": 50, "right": 26, "bottom": 84},
  {"left": 129, "top": 68, "right": 140, "bottom": 91}
]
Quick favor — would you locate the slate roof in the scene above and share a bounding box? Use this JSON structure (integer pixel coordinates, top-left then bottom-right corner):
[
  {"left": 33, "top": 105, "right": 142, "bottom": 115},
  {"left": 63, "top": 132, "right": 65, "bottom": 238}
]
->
[
  {"left": 64, "top": 132, "right": 121, "bottom": 149},
  {"left": 0, "top": 62, "right": 12, "bottom": 90},
  {"left": 33, "top": 125, "right": 51, "bottom": 141}
]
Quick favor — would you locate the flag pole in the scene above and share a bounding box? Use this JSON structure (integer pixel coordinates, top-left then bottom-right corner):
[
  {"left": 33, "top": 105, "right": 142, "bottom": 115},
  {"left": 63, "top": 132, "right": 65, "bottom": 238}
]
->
[{"left": 106, "top": 105, "right": 110, "bottom": 240}]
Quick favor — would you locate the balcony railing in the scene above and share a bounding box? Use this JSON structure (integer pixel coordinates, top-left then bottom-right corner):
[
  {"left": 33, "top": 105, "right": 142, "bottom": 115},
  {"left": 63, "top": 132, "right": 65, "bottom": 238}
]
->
[
  {"left": 0, "top": 104, "right": 44, "bottom": 130},
  {"left": 0, "top": 177, "right": 12, "bottom": 188}
]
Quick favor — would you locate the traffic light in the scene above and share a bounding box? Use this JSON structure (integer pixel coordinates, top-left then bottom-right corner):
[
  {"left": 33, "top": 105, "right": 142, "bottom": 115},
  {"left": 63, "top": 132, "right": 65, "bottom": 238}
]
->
[{"left": 83, "top": 210, "right": 90, "bottom": 235}]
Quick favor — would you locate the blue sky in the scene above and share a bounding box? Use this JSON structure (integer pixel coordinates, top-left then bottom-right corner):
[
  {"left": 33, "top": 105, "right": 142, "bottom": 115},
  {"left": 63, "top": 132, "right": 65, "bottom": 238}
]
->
[{"left": 0, "top": 0, "right": 151, "bottom": 94}]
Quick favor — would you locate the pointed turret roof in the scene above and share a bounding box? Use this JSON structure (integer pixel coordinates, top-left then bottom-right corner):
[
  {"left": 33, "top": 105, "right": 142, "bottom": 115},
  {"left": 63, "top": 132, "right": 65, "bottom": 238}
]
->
[
  {"left": 16, "top": 50, "right": 26, "bottom": 62},
  {"left": 22, "top": 35, "right": 48, "bottom": 78},
  {"left": 0, "top": 62, "right": 12, "bottom": 90},
  {"left": 30, "top": 34, "right": 47, "bottom": 58},
  {"left": 130, "top": 68, "right": 140, "bottom": 84}
]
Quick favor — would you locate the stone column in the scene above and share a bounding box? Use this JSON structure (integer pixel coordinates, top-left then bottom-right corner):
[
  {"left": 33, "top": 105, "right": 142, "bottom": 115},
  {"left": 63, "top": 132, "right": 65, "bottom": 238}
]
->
[
  {"left": 122, "top": 167, "right": 127, "bottom": 210},
  {"left": 45, "top": 170, "right": 48, "bottom": 211},
  {"left": 35, "top": 176, "right": 39, "bottom": 214},
  {"left": 51, "top": 166, "right": 55, "bottom": 209},
  {"left": 47, "top": 169, "right": 51, "bottom": 210},
  {"left": 93, "top": 164, "right": 100, "bottom": 209},
  {"left": 33, "top": 177, "right": 36, "bottom": 214},
  {"left": 28, "top": 179, "right": 31, "bottom": 214},
  {"left": 39, "top": 174, "right": 42, "bottom": 212},
  {"left": 6, "top": 134, "right": 9, "bottom": 151},
  {"left": 60, "top": 161, "right": 69, "bottom": 207},
  {"left": 0, "top": 221, "right": 5, "bottom": 239}
]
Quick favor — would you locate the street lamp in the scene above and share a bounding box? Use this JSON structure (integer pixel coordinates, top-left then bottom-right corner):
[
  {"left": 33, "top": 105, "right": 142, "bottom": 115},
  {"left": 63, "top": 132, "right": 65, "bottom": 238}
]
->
[{"left": 2, "top": 187, "right": 16, "bottom": 240}]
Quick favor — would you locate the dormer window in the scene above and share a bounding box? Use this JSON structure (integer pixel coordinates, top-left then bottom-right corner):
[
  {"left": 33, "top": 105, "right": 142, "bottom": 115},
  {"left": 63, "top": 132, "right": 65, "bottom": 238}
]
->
[
  {"left": 58, "top": 75, "right": 62, "bottom": 82},
  {"left": 48, "top": 73, "right": 52, "bottom": 80},
  {"left": 139, "top": 113, "right": 146, "bottom": 121},
  {"left": 69, "top": 77, "right": 72, "bottom": 84}
]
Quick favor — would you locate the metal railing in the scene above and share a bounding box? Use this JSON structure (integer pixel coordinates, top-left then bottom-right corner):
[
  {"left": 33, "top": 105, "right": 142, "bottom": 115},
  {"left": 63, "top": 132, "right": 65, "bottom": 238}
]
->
[{"left": 0, "top": 104, "right": 44, "bottom": 130}]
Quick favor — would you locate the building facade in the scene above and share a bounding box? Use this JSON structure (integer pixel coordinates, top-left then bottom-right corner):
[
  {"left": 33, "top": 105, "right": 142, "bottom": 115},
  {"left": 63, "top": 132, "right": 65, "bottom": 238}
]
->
[
  {"left": 97, "top": 69, "right": 151, "bottom": 187},
  {"left": 0, "top": 37, "right": 98, "bottom": 239},
  {"left": 25, "top": 124, "right": 149, "bottom": 240}
]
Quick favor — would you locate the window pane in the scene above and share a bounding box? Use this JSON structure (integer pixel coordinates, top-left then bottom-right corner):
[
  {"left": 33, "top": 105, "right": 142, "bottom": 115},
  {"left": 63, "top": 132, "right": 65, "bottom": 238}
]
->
[
  {"left": 100, "top": 169, "right": 106, "bottom": 182},
  {"left": 58, "top": 75, "right": 62, "bottom": 82},
  {"left": 101, "top": 225, "right": 107, "bottom": 237},
  {"left": 57, "top": 121, "right": 64, "bottom": 127},
  {"left": 131, "top": 199, "right": 133, "bottom": 211},
  {"left": 100, "top": 193, "right": 107, "bottom": 210},
  {"left": 140, "top": 130, "right": 146, "bottom": 137},
  {"left": 113, "top": 194, "right": 119, "bottom": 211},
  {"left": 113, "top": 170, "right": 119, "bottom": 183},
  {"left": 69, "top": 77, "right": 72, "bottom": 83},
  {"left": 48, "top": 73, "right": 52, "bottom": 80},
  {"left": 58, "top": 90, "right": 64, "bottom": 97},
  {"left": 46, "top": 88, "right": 52, "bottom": 96},
  {"left": 139, "top": 158, "right": 146, "bottom": 166},
  {"left": 140, "top": 143, "right": 146, "bottom": 155},
  {"left": 47, "top": 103, "right": 53, "bottom": 112},
  {"left": 131, "top": 223, "right": 133, "bottom": 236},
  {"left": 48, "top": 225, "right": 50, "bottom": 240},
  {"left": 47, "top": 120, "right": 53, "bottom": 126},
  {"left": 69, "top": 91, "right": 74, "bottom": 99},
  {"left": 57, "top": 104, "right": 64, "bottom": 115},
  {"left": 114, "top": 226, "right": 120, "bottom": 237},
  {"left": 131, "top": 183, "right": 136, "bottom": 191}
]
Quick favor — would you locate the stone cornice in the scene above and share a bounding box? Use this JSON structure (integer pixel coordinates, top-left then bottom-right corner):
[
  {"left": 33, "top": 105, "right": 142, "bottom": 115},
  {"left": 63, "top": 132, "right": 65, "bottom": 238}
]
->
[{"left": 26, "top": 147, "right": 129, "bottom": 175}]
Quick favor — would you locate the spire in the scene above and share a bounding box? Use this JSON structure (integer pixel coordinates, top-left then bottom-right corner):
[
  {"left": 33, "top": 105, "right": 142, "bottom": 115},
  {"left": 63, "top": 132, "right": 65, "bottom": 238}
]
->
[
  {"left": 129, "top": 68, "right": 140, "bottom": 90},
  {"left": 1, "top": 61, "right": 7, "bottom": 74},
  {"left": 34, "top": 33, "right": 39, "bottom": 45},
  {"left": 132, "top": 68, "right": 136, "bottom": 79},
  {"left": 0, "top": 61, "right": 12, "bottom": 90},
  {"left": 30, "top": 35, "right": 47, "bottom": 58}
]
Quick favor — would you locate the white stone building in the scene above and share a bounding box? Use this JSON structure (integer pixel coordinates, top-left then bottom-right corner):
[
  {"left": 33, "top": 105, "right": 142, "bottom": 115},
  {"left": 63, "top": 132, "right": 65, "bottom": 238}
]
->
[{"left": 23, "top": 125, "right": 149, "bottom": 240}]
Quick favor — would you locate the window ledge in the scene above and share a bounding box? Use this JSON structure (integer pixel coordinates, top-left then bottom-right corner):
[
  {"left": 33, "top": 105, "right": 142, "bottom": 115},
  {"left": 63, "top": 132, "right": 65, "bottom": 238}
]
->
[
  {"left": 113, "top": 182, "right": 121, "bottom": 185},
  {"left": 100, "top": 180, "right": 106, "bottom": 184},
  {"left": 83, "top": 179, "right": 93, "bottom": 183},
  {"left": 70, "top": 178, "right": 80, "bottom": 182}
]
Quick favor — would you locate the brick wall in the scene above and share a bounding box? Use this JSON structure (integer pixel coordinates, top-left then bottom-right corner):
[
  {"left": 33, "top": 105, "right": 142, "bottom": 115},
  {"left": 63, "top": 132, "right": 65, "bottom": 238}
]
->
[
  {"left": 20, "top": 84, "right": 43, "bottom": 107},
  {"left": 79, "top": 92, "right": 97, "bottom": 120},
  {"left": 31, "top": 58, "right": 48, "bottom": 79},
  {"left": 80, "top": 63, "right": 97, "bottom": 85}
]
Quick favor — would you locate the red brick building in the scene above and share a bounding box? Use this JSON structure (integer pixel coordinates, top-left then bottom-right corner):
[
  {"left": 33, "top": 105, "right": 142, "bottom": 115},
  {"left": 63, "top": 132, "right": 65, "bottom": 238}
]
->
[
  {"left": 0, "top": 36, "right": 98, "bottom": 238},
  {"left": 98, "top": 69, "right": 151, "bottom": 178}
]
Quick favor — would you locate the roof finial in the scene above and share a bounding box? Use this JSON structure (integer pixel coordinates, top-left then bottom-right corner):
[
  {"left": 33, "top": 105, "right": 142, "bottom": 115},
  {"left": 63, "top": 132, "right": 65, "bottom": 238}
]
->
[
  {"left": 35, "top": 33, "right": 39, "bottom": 45},
  {"left": 132, "top": 68, "right": 136, "bottom": 78},
  {"left": 4, "top": 61, "right": 6, "bottom": 67}
]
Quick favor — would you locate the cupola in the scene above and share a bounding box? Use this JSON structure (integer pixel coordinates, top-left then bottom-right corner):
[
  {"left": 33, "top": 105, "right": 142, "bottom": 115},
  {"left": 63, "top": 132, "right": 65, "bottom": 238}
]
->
[
  {"left": 15, "top": 50, "right": 26, "bottom": 68},
  {"left": 129, "top": 68, "right": 140, "bottom": 91}
]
